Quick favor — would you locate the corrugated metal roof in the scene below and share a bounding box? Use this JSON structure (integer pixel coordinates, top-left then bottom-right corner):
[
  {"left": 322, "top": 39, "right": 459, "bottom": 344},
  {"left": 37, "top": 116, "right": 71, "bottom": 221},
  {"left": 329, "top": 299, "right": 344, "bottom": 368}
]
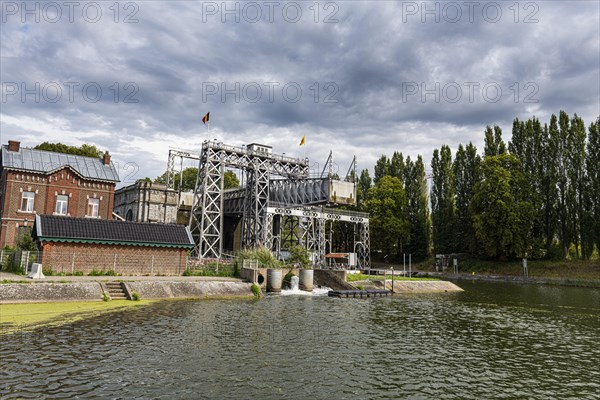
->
[{"left": 1, "top": 145, "right": 120, "bottom": 182}]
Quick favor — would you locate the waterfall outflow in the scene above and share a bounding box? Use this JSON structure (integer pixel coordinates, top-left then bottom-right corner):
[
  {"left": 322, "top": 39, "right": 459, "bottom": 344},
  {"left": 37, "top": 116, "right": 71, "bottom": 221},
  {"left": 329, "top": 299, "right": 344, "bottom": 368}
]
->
[
  {"left": 291, "top": 276, "right": 299, "bottom": 291},
  {"left": 281, "top": 276, "right": 330, "bottom": 296}
]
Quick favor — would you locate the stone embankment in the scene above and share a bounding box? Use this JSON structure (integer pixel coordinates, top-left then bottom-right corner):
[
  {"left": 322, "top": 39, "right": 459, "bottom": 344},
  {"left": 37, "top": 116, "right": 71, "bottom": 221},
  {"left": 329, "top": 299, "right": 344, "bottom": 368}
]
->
[
  {"left": 0, "top": 277, "right": 253, "bottom": 304},
  {"left": 382, "top": 280, "right": 463, "bottom": 293}
]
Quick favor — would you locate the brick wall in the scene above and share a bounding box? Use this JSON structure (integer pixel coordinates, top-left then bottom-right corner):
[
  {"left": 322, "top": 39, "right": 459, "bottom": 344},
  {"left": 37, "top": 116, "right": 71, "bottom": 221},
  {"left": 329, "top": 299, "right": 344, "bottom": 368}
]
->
[{"left": 40, "top": 242, "right": 187, "bottom": 275}]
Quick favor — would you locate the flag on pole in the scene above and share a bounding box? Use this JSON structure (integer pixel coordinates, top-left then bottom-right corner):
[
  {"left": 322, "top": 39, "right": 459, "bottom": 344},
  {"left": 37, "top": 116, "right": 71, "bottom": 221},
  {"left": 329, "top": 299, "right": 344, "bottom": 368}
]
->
[
  {"left": 202, "top": 112, "right": 210, "bottom": 124},
  {"left": 299, "top": 135, "right": 305, "bottom": 146}
]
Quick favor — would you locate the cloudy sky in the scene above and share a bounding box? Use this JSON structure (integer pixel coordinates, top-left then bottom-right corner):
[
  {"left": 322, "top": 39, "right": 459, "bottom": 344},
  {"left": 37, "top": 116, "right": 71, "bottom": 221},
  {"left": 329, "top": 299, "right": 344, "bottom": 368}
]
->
[{"left": 1, "top": 1, "right": 599, "bottom": 186}]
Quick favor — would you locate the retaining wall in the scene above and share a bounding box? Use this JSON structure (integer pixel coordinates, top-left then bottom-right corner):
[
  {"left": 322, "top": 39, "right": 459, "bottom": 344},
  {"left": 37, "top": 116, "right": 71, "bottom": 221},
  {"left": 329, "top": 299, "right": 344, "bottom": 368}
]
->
[
  {"left": 0, "top": 280, "right": 253, "bottom": 303},
  {"left": 126, "top": 281, "right": 253, "bottom": 299},
  {"left": 0, "top": 283, "right": 103, "bottom": 303}
]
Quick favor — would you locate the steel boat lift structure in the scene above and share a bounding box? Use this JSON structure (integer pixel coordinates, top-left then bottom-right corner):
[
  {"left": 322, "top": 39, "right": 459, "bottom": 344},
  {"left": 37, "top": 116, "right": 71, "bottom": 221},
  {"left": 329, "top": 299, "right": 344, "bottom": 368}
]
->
[{"left": 166, "top": 140, "right": 370, "bottom": 269}]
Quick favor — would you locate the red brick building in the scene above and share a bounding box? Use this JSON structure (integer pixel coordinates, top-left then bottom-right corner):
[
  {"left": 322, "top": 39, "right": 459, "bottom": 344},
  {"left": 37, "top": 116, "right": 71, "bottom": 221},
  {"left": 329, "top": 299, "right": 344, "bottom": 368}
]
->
[
  {"left": 33, "top": 215, "right": 194, "bottom": 275},
  {"left": 0, "top": 140, "right": 120, "bottom": 248}
]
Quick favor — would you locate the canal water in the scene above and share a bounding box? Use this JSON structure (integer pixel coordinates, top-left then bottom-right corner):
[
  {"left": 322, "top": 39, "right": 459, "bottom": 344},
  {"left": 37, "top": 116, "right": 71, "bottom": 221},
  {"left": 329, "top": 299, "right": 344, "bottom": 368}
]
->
[{"left": 1, "top": 281, "right": 599, "bottom": 399}]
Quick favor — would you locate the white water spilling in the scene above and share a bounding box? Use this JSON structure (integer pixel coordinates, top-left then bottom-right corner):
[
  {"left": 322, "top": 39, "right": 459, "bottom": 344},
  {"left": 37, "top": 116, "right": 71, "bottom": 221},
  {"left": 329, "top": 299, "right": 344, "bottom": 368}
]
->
[{"left": 280, "top": 275, "right": 331, "bottom": 296}]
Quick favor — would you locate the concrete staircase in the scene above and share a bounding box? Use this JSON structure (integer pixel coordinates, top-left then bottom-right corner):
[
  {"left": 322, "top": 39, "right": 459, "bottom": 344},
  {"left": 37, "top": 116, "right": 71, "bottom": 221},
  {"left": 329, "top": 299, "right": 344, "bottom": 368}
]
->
[{"left": 104, "top": 282, "right": 129, "bottom": 300}]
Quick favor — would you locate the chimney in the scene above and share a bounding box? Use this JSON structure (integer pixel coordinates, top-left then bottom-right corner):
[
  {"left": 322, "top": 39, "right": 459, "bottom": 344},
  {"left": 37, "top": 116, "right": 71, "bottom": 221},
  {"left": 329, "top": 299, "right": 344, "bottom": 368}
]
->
[
  {"left": 103, "top": 151, "right": 111, "bottom": 165},
  {"left": 8, "top": 140, "right": 20, "bottom": 152}
]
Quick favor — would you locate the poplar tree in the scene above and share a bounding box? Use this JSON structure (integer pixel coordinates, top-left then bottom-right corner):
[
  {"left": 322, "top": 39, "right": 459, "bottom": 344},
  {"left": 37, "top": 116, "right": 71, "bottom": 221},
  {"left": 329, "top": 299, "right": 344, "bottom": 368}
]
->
[
  {"left": 404, "top": 155, "right": 431, "bottom": 259},
  {"left": 389, "top": 151, "right": 405, "bottom": 181},
  {"left": 586, "top": 118, "right": 600, "bottom": 255},
  {"left": 484, "top": 125, "right": 507, "bottom": 156},
  {"left": 567, "top": 114, "right": 588, "bottom": 258},
  {"left": 540, "top": 121, "right": 559, "bottom": 254},
  {"left": 453, "top": 142, "right": 480, "bottom": 254},
  {"left": 357, "top": 169, "right": 372, "bottom": 210},
  {"left": 431, "top": 145, "right": 455, "bottom": 254},
  {"left": 509, "top": 117, "right": 544, "bottom": 253},
  {"left": 374, "top": 155, "right": 390, "bottom": 185},
  {"left": 555, "top": 111, "right": 571, "bottom": 257}
]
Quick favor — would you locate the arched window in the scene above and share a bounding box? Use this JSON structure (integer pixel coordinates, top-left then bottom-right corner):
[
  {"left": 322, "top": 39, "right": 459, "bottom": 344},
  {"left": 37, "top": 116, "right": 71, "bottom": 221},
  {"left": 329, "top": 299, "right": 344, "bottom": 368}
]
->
[{"left": 126, "top": 210, "right": 133, "bottom": 221}]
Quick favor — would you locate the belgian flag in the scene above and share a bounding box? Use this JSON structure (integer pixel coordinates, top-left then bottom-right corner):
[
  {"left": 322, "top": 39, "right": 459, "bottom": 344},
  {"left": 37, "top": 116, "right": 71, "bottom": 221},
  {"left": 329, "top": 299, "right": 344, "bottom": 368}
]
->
[
  {"left": 299, "top": 135, "right": 305, "bottom": 146},
  {"left": 202, "top": 112, "right": 210, "bottom": 124}
]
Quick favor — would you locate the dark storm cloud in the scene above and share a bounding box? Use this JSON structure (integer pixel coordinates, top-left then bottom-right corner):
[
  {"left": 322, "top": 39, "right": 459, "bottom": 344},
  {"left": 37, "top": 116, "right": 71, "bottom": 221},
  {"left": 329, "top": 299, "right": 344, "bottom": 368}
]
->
[{"left": 1, "top": 1, "right": 598, "bottom": 183}]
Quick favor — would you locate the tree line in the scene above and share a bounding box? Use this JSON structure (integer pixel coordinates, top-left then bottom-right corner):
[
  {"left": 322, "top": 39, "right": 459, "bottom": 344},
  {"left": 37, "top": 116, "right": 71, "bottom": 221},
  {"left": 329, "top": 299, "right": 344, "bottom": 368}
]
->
[{"left": 356, "top": 111, "right": 599, "bottom": 262}]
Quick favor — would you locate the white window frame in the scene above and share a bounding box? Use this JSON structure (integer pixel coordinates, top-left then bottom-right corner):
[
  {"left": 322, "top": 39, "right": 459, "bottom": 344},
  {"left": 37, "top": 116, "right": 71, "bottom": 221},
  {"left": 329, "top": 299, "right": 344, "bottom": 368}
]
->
[
  {"left": 55, "top": 195, "right": 68, "bottom": 215},
  {"left": 20, "top": 191, "right": 35, "bottom": 212},
  {"left": 87, "top": 198, "right": 99, "bottom": 218}
]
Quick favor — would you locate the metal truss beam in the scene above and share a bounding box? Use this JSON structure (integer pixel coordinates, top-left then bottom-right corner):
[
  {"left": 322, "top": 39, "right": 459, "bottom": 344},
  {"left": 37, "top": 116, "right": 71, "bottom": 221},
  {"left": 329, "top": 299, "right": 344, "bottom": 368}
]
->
[{"left": 264, "top": 206, "right": 370, "bottom": 268}]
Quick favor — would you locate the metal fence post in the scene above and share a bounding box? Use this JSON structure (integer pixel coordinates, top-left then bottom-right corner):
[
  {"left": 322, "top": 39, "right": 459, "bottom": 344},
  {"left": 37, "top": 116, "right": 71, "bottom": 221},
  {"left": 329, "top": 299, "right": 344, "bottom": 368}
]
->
[{"left": 23, "top": 250, "right": 30, "bottom": 274}]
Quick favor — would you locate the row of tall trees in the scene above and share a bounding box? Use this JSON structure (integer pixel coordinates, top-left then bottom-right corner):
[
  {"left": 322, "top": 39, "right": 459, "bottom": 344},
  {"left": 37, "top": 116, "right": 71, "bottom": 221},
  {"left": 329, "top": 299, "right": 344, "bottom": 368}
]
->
[
  {"left": 358, "top": 111, "right": 599, "bottom": 261},
  {"left": 430, "top": 112, "right": 599, "bottom": 260}
]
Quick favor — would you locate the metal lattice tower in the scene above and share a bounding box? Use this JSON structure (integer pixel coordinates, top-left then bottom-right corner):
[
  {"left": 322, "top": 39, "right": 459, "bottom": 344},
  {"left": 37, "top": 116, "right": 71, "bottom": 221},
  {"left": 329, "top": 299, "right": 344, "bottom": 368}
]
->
[{"left": 189, "top": 141, "right": 309, "bottom": 258}]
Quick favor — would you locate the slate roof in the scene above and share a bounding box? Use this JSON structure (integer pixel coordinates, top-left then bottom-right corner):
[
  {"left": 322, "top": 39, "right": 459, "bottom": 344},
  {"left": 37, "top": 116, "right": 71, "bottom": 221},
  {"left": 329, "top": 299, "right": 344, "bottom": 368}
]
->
[
  {"left": 1, "top": 145, "right": 120, "bottom": 182},
  {"left": 33, "top": 215, "right": 194, "bottom": 248}
]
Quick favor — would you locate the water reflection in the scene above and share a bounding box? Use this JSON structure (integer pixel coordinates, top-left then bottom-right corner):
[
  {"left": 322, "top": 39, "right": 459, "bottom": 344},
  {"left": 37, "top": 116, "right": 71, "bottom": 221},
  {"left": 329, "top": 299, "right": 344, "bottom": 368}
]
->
[{"left": 1, "top": 282, "right": 599, "bottom": 399}]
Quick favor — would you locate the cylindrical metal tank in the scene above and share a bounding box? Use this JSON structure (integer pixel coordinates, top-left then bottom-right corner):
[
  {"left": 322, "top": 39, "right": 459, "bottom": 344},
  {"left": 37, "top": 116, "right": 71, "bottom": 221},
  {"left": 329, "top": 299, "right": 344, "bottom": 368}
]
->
[
  {"left": 299, "top": 269, "right": 314, "bottom": 292},
  {"left": 266, "top": 269, "right": 283, "bottom": 293}
]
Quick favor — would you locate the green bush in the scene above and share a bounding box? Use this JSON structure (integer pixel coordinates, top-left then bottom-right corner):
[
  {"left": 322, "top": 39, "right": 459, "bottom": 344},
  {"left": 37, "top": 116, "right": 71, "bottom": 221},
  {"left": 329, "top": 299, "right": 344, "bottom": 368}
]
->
[
  {"left": 102, "top": 292, "right": 110, "bottom": 302},
  {"left": 131, "top": 292, "right": 140, "bottom": 301},
  {"left": 16, "top": 233, "right": 36, "bottom": 252},
  {"left": 238, "top": 247, "right": 281, "bottom": 269},
  {"left": 251, "top": 283, "right": 263, "bottom": 298},
  {"left": 1, "top": 253, "right": 17, "bottom": 273},
  {"left": 89, "top": 269, "right": 119, "bottom": 276},
  {"left": 287, "top": 245, "right": 311, "bottom": 268}
]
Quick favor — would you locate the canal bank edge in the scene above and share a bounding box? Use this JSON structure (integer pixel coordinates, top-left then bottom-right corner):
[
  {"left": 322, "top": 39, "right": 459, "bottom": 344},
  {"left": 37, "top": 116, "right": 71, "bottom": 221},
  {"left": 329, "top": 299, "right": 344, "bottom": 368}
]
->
[{"left": 0, "top": 280, "right": 254, "bottom": 303}]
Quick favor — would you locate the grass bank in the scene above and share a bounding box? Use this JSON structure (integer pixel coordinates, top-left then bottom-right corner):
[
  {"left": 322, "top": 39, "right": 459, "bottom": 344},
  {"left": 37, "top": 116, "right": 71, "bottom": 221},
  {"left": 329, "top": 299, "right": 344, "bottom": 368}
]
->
[
  {"left": 376, "top": 257, "right": 599, "bottom": 280},
  {"left": 347, "top": 273, "right": 439, "bottom": 282},
  {"left": 454, "top": 258, "right": 599, "bottom": 280},
  {"left": 0, "top": 300, "right": 156, "bottom": 335}
]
